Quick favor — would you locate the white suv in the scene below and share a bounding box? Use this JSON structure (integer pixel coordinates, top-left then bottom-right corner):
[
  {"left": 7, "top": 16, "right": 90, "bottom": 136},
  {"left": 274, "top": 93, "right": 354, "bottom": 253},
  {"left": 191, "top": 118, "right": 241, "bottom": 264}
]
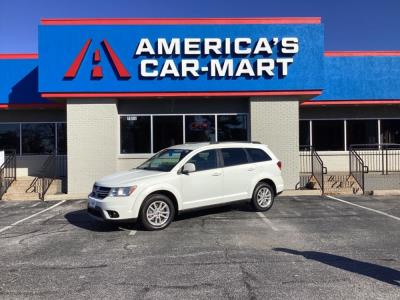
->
[{"left": 88, "top": 142, "right": 284, "bottom": 230}]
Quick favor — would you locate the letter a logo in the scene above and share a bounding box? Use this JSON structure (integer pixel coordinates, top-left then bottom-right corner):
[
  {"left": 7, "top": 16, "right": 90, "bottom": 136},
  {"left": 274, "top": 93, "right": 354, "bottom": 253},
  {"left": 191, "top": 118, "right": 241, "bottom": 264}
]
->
[{"left": 64, "top": 38, "right": 131, "bottom": 79}]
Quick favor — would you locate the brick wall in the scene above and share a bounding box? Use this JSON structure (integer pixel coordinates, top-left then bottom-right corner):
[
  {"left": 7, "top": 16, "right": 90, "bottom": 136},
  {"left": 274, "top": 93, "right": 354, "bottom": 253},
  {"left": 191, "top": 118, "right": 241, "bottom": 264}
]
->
[
  {"left": 250, "top": 97, "right": 300, "bottom": 189},
  {"left": 67, "top": 99, "right": 118, "bottom": 194}
]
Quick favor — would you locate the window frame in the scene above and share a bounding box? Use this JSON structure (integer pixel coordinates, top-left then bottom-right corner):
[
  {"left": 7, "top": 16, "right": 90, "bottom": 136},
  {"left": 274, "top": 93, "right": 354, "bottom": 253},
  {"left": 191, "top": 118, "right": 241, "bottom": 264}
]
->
[
  {"left": 0, "top": 121, "right": 66, "bottom": 156},
  {"left": 119, "top": 113, "right": 249, "bottom": 155},
  {"left": 300, "top": 118, "right": 384, "bottom": 152}
]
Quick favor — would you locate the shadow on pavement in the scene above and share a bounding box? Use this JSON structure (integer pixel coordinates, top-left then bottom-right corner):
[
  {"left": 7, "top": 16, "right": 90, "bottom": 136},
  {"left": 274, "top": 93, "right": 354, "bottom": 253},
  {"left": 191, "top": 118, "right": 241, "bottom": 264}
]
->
[
  {"left": 174, "top": 202, "right": 254, "bottom": 222},
  {"left": 274, "top": 248, "right": 400, "bottom": 287},
  {"left": 64, "top": 209, "right": 138, "bottom": 232}
]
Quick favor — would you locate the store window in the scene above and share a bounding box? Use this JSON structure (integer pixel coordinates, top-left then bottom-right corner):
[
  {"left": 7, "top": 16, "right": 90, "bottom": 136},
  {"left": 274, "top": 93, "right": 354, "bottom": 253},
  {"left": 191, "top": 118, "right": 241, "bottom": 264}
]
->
[
  {"left": 185, "top": 115, "right": 215, "bottom": 142},
  {"left": 381, "top": 119, "right": 400, "bottom": 144},
  {"left": 22, "top": 123, "right": 56, "bottom": 155},
  {"left": 57, "top": 123, "right": 67, "bottom": 155},
  {"left": 299, "top": 120, "right": 310, "bottom": 147},
  {"left": 312, "top": 120, "right": 344, "bottom": 151},
  {"left": 0, "top": 124, "right": 20, "bottom": 154},
  {"left": 347, "top": 120, "right": 378, "bottom": 148},
  {"left": 217, "top": 115, "right": 248, "bottom": 142},
  {"left": 120, "top": 116, "right": 151, "bottom": 153},
  {"left": 153, "top": 116, "right": 183, "bottom": 152}
]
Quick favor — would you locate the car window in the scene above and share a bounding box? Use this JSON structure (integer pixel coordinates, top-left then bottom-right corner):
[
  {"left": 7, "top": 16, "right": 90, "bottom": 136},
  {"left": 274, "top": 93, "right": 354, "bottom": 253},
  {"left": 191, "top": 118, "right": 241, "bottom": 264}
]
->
[
  {"left": 137, "top": 149, "right": 191, "bottom": 171},
  {"left": 246, "top": 148, "right": 272, "bottom": 162},
  {"left": 221, "top": 148, "right": 248, "bottom": 167},
  {"left": 188, "top": 150, "right": 218, "bottom": 171}
]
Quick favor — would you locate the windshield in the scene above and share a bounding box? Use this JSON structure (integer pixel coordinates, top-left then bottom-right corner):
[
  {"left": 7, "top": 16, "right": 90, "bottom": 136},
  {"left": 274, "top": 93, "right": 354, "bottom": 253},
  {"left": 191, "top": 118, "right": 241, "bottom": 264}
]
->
[{"left": 137, "top": 149, "right": 192, "bottom": 172}]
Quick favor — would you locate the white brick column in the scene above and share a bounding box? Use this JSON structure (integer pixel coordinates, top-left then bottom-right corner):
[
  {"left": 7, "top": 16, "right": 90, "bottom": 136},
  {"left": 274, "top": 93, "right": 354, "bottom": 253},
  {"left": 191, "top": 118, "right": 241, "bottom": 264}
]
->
[
  {"left": 250, "top": 97, "right": 300, "bottom": 190},
  {"left": 67, "top": 99, "right": 118, "bottom": 194}
]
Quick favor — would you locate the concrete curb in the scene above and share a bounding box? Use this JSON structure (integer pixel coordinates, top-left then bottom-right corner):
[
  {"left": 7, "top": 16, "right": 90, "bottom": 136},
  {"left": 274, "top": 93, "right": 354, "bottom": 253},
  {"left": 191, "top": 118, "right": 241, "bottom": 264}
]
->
[
  {"left": 281, "top": 189, "right": 322, "bottom": 196},
  {"left": 371, "top": 190, "right": 400, "bottom": 196}
]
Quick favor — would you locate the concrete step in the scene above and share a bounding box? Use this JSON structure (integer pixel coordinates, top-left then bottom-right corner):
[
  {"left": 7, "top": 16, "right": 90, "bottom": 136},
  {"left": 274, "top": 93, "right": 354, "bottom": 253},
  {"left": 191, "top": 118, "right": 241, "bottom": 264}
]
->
[
  {"left": 2, "top": 192, "right": 41, "bottom": 201},
  {"left": 2, "top": 178, "right": 63, "bottom": 201}
]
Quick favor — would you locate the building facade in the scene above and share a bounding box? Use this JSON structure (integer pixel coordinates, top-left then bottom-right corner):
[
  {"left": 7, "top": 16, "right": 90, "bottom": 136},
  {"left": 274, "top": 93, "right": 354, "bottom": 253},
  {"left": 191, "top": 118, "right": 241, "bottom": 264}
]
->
[{"left": 0, "top": 18, "right": 399, "bottom": 196}]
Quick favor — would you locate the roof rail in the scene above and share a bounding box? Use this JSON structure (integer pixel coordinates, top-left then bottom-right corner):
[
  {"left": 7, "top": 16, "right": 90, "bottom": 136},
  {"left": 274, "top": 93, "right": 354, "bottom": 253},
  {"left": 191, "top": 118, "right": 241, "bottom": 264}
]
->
[{"left": 209, "top": 141, "right": 262, "bottom": 144}]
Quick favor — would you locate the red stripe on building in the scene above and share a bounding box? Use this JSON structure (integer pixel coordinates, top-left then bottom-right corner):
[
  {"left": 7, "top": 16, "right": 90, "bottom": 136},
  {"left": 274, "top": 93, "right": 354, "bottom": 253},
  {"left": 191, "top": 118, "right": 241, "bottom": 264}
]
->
[
  {"left": 41, "top": 90, "right": 322, "bottom": 98},
  {"left": 41, "top": 17, "right": 321, "bottom": 25},
  {"left": 0, "top": 54, "right": 38, "bottom": 59},
  {"left": 0, "top": 103, "right": 66, "bottom": 109},
  {"left": 301, "top": 100, "right": 400, "bottom": 106},
  {"left": 325, "top": 51, "right": 400, "bottom": 57}
]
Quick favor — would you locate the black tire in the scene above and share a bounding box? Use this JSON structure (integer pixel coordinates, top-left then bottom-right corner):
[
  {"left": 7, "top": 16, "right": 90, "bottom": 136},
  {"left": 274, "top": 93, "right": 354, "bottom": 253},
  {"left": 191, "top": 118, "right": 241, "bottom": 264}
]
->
[
  {"left": 140, "top": 194, "right": 175, "bottom": 231},
  {"left": 251, "top": 182, "right": 275, "bottom": 212}
]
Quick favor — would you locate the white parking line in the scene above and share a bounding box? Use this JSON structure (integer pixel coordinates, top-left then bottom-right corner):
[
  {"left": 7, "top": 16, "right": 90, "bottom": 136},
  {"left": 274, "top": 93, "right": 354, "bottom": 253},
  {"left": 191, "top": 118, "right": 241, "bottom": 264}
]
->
[
  {"left": 30, "top": 202, "right": 41, "bottom": 208},
  {"left": 256, "top": 212, "right": 279, "bottom": 231},
  {"left": 326, "top": 195, "right": 400, "bottom": 221},
  {"left": 0, "top": 200, "right": 66, "bottom": 234}
]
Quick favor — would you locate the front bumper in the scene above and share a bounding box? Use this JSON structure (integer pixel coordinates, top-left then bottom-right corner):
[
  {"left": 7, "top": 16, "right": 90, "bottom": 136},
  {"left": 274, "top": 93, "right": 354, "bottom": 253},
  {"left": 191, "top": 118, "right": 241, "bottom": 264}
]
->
[{"left": 87, "top": 195, "right": 138, "bottom": 222}]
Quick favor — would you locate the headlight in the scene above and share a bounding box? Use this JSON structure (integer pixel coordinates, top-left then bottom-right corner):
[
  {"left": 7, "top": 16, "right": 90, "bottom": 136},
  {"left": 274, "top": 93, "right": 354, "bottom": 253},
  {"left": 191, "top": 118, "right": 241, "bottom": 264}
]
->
[{"left": 109, "top": 186, "right": 137, "bottom": 197}]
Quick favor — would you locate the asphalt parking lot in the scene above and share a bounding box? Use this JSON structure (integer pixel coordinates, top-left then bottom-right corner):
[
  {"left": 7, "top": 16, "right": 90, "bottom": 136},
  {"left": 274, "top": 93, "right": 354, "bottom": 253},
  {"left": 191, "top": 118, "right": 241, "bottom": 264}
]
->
[{"left": 0, "top": 195, "right": 399, "bottom": 299}]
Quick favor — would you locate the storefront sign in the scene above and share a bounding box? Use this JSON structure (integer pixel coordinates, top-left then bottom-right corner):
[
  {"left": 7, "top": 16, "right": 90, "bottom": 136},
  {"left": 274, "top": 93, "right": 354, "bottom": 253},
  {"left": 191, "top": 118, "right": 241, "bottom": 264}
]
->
[{"left": 39, "top": 21, "right": 324, "bottom": 94}]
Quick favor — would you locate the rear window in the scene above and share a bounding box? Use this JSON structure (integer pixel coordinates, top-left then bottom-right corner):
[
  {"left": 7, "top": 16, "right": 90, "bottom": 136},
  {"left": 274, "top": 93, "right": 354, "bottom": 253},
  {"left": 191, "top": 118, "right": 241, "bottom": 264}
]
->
[
  {"left": 221, "top": 148, "right": 249, "bottom": 167},
  {"left": 246, "top": 148, "right": 272, "bottom": 162}
]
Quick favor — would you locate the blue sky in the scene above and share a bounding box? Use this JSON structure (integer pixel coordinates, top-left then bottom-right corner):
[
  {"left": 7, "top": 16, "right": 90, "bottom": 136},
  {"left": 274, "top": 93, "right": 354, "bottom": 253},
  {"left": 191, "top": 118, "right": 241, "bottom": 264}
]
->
[{"left": 1, "top": 0, "right": 399, "bottom": 53}]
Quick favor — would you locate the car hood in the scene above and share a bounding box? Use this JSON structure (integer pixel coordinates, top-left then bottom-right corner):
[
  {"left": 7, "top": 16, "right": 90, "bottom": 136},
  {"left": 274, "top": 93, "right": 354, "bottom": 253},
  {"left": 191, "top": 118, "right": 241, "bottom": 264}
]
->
[{"left": 95, "top": 169, "right": 168, "bottom": 187}]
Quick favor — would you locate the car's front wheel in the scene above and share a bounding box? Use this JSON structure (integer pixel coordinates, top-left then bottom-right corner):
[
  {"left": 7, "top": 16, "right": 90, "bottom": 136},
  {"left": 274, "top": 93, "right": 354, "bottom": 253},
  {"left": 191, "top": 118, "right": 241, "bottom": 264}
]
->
[
  {"left": 251, "top": 182, "right": 275, "bottom": 211},
  {"left": 140, "top": 194, "right": 175, "bottom": 231}
]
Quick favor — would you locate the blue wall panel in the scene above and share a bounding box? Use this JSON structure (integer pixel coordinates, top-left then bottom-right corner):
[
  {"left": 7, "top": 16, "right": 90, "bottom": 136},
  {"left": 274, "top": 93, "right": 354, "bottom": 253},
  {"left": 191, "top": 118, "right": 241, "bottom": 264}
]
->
[
  {"left": 316, "top": 56, "right": 400, "bottom": 101},
  {"left": 0, "top": 59, "right": 48, "bottom": 105}
]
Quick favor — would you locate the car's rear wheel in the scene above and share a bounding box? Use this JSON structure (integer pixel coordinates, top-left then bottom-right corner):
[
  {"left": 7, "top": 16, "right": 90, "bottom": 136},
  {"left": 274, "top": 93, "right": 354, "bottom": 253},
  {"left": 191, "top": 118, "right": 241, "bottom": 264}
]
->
[
  {"left": 251, "top": 182, "right": 275, "bottom": 211},
  {"left": 140, "top": 194, "right": 175, "bottom": 231}
]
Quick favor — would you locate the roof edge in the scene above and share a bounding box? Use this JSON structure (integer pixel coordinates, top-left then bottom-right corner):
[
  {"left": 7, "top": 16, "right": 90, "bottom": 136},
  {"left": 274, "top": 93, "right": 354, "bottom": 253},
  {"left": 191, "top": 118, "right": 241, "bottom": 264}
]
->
[
  {"left": 325, "top": 51, "right": 400, "bottom": 57},
  {"left": 0, "top": 54, "right": 38, "bottom": 59},
  {"left": 40, "top": 17, "right": 321, "bottom": 25}
]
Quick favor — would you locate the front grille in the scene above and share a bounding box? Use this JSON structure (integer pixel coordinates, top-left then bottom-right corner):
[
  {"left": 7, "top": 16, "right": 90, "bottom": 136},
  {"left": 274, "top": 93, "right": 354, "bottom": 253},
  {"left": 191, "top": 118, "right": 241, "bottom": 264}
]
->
[{"left": 92, "top": 185, "right": 111, "bottom": 199}]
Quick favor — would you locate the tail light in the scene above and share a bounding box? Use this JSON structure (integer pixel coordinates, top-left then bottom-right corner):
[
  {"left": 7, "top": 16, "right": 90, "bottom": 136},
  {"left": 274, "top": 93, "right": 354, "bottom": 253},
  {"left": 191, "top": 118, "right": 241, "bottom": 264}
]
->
[{"left": 277, "top": 161, "right": 282, "bottom": 170}]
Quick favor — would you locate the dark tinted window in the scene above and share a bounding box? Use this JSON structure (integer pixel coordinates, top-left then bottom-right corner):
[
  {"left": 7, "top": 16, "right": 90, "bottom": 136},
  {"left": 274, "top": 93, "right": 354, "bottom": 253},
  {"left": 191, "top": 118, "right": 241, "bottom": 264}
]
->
[
  {"left": 188, "top": 150, "right": 218, "bottom": 171},
  {"left": 246, "top": 148, "right": 271, "bottom": 162},
  {"left": 22, "top": 123, "right": 55, "bottom": 155},
  {"left": 312, "top": 120, "right": 344, "bottom": 151},
  {"left": 185, "top": 115, "right": 216, "bottom": 142},
  {"left": 381, "top": 119, "right": 400, "bottom": 144},
  {"left": 0, "top": 124, "right": 20, "bottom": 154},
  {"left": 221, "top": 148, "right": 248, "bottom": 167},
  {"left": 299, "top": 120, "right": 310, "bottom": 147},
  {"left": 153, "top": 116, "right": 183, "bottom": 152},
  {"left": 120, "top": 116, "right": 151, "bottom": 153},
  {"left": 217, "top": 115, "right": 248, "bottom": 141},
  {"left": 347, "top": 120, "right": 378, "bottom": 149},
  {"left": 57, "top": 123, "right": 67, "bottom": 155}
]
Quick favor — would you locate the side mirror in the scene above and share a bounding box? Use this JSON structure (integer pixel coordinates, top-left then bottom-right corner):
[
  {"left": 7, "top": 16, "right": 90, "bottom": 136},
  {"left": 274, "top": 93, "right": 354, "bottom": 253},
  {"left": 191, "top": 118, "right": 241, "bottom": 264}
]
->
[{"left": 182, "top": 163, "right": 196, "bottom": 174}]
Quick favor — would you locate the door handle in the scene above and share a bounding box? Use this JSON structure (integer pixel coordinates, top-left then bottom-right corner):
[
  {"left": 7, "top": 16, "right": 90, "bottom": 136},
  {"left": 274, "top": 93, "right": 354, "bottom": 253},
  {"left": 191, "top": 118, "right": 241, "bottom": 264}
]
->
[
  {"left": 248, "top": 167, "right": 256, "bottom": 171},
  {"left": 212, "top": 172, "right": 222, "bottom": 176}
]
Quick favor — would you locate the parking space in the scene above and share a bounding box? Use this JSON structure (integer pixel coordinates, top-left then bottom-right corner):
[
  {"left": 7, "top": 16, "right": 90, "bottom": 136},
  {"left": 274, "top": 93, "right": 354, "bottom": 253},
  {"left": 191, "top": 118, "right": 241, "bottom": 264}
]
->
[{"left": 0, "top": 196, "right": 399, "bottom": 299}]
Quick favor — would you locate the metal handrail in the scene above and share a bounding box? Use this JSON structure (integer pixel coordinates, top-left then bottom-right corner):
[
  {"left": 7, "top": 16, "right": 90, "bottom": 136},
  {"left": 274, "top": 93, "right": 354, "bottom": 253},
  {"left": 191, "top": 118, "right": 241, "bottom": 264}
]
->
[
  {"left": 37, "top": 154, "right": 67, "bottom": 200},
  {"left": 299, "top": 145, "right": 327, "bottom": 193},
  {"left": 349, "top": 143, "right": 400, "bottom": 174},
  {"left": 349, "top": 148, "right": 368, "bottom": 194},
  {"left": 0, "top": 150, "right": 17, "bottom": 199}
]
